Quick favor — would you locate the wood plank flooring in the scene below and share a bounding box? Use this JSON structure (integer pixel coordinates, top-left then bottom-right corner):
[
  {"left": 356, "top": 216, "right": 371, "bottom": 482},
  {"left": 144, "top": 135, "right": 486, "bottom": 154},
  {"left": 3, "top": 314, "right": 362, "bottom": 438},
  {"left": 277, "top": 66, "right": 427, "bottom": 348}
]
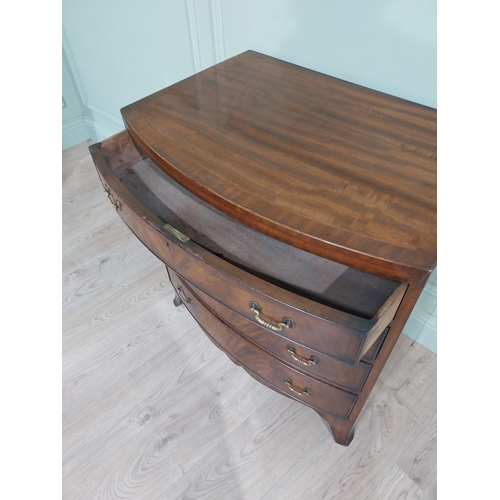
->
[{"left": 62, "top": 140, "right": 437, "bottom": 500}]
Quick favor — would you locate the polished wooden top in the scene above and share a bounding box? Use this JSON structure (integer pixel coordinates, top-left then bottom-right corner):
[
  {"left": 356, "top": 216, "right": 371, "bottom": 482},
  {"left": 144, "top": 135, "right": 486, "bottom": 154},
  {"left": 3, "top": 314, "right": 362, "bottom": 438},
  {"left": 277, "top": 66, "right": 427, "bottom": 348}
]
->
[{"left": 121, "top": 51, "right": 436, "bottom": 282}]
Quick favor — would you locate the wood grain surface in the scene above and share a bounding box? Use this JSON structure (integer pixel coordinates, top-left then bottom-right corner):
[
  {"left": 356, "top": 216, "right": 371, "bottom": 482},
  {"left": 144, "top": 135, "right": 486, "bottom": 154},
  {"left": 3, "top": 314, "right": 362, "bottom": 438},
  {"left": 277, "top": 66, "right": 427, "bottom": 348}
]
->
[
  {"left": 110, "top": 133, "right": 401, "bottom": 318},
  {"left": 91, "top": 131, "right": 406, "bottom": 366},
  {"left": 173, "top": 271, "right": 374, "bottom": 393},
  {"left": 63, "top": 141, "right": 436, "bottom": 499},
  {"left": 122, "top": 50, "right": 436, "bottom": 282},
  {"left": 167, "top": 270, "right": 358, "bottom": 420}
]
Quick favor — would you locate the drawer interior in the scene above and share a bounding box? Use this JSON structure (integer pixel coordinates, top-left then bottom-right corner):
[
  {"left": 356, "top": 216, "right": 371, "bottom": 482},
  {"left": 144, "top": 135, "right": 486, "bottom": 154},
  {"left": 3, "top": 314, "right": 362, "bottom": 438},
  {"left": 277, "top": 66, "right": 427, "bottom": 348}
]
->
[{"left": 100, "top": 131, "right": 401, "bottom": 319}]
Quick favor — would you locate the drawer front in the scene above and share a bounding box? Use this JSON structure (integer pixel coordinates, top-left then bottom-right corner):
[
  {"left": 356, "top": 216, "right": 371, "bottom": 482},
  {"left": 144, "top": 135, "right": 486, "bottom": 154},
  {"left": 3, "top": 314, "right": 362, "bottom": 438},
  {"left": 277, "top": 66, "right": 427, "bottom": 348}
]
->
[
  {"left": 90, "top": 137, "right": 405, "bottom": 365},
  {"left": 162, "top": 245, "right": 371, "bottom": 366},
  {"left": 95, "top": 187, "right": 368, "bottom": 364},
  {"left": 169, "top": 270, "right": 357, "bottom": 420},
  {"left": 173, "top": 271, "right": 372, "bottom": 393}
]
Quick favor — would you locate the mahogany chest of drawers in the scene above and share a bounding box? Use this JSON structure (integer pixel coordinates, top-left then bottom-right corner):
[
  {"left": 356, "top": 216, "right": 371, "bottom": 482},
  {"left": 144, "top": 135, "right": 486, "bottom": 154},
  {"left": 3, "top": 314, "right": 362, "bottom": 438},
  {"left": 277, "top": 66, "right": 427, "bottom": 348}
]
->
[{"left": 89, "top": 51, "right": 436, "bottom": 446}]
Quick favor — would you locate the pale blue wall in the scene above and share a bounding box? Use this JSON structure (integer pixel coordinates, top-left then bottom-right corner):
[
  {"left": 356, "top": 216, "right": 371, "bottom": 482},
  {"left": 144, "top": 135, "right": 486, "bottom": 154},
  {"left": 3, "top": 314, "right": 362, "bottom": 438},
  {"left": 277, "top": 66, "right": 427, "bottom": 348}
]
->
[
  {"left": 62, "top": 0, "right": 436, "bottom": 142},
  {"left": 62, "top": 0, "right": 437, "bottom": 352},
  {"left": 62, "top": 0, "right": 196, "bottom": 144},
  {"left": 62, "top": 45, "right": 87, "bottom": 149},
  {"left": 221, "top": 0, "right": 436, "bottom": 107}
]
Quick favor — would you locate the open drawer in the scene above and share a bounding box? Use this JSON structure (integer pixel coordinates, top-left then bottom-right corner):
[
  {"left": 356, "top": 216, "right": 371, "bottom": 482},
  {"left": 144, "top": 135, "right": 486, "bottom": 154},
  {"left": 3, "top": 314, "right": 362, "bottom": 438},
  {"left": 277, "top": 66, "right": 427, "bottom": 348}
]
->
[{"left": 89, "top": 130, "right": 407, "bottom": 365}]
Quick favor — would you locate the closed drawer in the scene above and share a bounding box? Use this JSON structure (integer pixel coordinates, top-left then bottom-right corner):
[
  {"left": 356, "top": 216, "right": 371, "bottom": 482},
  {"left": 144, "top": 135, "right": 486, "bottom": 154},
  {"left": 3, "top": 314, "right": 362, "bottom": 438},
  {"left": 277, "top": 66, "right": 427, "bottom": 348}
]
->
[
  {"left": 169, "top": 270, "right": 358, "bottom": 420},
  {"left": 90, "top": 131, "right": 407, "bottom": 365},
  {"left": 172, "top": 270, "right": 372, "bottom": 393}
]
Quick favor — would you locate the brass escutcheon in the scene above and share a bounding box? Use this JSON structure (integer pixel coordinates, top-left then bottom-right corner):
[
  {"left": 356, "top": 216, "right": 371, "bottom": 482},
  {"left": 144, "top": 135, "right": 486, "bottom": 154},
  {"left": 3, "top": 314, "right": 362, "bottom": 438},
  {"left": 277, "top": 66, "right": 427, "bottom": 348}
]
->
[{"left": 163, "top": 223, "right": 190, "bottom": 242}]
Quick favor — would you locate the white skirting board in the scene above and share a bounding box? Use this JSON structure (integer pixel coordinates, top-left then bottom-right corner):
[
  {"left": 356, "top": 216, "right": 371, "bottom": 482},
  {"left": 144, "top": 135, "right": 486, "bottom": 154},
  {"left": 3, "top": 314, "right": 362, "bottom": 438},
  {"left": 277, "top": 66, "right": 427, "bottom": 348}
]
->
[{"left": 62, "top": 116, "right": 89, "bottom": 150}]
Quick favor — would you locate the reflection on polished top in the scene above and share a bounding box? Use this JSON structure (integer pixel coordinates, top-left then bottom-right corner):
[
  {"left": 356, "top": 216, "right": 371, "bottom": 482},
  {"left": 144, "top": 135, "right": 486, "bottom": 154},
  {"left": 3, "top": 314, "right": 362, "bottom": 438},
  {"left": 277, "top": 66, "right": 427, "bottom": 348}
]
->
[{"left": 121, "top": 50, "right": 436, "bottom": 283}]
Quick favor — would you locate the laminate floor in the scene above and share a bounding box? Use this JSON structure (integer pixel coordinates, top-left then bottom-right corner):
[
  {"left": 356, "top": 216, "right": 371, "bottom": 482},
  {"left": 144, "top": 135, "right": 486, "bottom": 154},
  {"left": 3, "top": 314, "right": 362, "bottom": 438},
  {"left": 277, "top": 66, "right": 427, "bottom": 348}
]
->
[{"left": 62, "top": 140, "right": 437, "bottom": 500}]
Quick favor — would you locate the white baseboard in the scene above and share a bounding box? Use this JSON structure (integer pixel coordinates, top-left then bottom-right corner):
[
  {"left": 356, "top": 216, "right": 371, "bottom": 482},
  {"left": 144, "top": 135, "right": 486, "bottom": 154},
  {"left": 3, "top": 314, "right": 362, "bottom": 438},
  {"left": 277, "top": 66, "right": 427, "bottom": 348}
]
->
[
  {"left": 62, "top": 116, "right": 90, "bottom": 150},
  {"left": 63, "top": 106, "right": 125, "bottom": 150}
]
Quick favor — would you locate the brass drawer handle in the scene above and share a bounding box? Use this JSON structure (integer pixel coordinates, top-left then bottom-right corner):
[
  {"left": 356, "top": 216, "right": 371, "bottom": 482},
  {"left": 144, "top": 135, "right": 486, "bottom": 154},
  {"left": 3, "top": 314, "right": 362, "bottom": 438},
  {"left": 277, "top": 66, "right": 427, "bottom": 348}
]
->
[
  {"left": 176, "top": 285, "right": 191, "bottom": 305},
  {"left": 284, "top": 378, "right": 312, "bottom": 397},
  {"left": 105, "top": 188, "right": 122, "bottom": 211},
  {"left": 248, "top": 301, "right": 295, "bottom": 331},
  {"left": 286, "top": 345, "right": 319, "bottom": 366}
]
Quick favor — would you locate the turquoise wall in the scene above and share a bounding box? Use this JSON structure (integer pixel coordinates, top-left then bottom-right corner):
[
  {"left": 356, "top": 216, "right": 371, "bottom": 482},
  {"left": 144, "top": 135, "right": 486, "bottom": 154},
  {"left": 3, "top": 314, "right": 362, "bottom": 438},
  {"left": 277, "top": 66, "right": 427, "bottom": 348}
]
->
[
  {"left": 62, "top": 45, "right": 86, "bottom": 150},
  {"left": 62, "top": 0, "right": 436, "bottom": 142},
  {"left": 62, "top": 0, "right": 437, "bottom": 351}
]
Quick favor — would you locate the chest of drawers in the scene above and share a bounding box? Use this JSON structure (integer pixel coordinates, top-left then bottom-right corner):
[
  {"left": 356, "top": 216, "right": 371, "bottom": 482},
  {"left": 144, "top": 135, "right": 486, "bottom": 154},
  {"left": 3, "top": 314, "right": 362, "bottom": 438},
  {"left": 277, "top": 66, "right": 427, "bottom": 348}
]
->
[{"left": 89, "top": 51, "right": 436, "bottom": 446}]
